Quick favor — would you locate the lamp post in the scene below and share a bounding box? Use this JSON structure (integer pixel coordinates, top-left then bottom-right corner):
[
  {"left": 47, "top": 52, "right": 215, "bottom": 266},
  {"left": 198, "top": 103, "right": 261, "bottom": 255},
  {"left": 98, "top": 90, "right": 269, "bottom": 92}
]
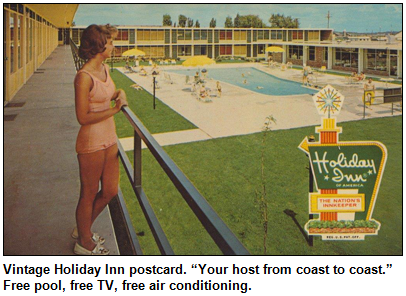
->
[{"left": 152, "top": 70, "right": 158, "bottom": 109}]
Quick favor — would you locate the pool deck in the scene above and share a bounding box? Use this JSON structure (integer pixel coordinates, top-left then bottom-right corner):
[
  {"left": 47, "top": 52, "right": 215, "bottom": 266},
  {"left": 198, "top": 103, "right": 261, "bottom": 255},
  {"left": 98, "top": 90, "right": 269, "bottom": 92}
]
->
[{"left": 117, "top": 63, "right": 401, "bottom": 150}]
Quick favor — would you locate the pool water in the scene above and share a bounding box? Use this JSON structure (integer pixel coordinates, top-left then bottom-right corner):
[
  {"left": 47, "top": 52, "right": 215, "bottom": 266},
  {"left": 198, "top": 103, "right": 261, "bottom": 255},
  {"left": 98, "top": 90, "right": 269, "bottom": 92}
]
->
[{"left": 167, "top": 67, "right": 315, "bottom": 96}]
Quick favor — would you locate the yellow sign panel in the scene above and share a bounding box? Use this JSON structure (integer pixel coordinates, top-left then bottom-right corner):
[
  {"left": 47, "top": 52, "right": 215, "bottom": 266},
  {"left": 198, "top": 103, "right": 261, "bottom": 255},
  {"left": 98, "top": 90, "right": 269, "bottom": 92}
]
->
[{"left": 310, "top": 194, "right": 365, "bottom": 213}]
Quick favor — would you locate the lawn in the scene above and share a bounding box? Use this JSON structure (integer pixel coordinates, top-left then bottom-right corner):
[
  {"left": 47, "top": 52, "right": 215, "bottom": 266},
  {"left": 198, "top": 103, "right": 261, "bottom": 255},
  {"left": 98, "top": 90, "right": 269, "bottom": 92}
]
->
[
  {"left": 119, "top": 116, "right": 402, "bottom": 255},
  {"left": 110, "top": 70, "right": 196, "bottom": 137}
]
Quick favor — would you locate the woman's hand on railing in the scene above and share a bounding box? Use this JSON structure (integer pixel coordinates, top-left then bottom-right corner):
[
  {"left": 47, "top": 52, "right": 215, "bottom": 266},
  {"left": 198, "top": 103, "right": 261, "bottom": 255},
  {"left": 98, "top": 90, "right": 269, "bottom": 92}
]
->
[{"left": 114, "top": 90, "right": 128, "bottom": 112}]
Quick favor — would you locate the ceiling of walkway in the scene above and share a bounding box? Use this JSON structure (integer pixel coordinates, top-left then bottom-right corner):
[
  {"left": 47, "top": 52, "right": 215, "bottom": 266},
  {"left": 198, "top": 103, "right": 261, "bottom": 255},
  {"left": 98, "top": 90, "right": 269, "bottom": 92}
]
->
[{"left": 26, "top": 4, "right": 79, "bottom": 28}]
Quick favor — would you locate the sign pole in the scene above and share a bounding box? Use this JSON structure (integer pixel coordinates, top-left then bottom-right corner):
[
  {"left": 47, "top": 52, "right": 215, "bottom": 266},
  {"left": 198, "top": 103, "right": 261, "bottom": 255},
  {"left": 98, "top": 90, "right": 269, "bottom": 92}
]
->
[{"left": 308, "top": 135, "right": 315, "bottom": 246}]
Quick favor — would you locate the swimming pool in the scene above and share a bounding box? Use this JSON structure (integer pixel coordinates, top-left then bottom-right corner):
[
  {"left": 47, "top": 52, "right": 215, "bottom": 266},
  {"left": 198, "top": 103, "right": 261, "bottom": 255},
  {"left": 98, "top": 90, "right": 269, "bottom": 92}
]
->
[{"left": 167, "top": 67, "right": 315, "bottom": 96}]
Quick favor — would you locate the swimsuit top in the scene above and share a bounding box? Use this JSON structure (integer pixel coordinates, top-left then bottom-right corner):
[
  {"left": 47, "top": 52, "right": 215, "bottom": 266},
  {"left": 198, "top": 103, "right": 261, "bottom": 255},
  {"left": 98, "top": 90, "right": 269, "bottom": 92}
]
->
[{"left": 76, "top": 64, "right": 116, "bottom": 112}]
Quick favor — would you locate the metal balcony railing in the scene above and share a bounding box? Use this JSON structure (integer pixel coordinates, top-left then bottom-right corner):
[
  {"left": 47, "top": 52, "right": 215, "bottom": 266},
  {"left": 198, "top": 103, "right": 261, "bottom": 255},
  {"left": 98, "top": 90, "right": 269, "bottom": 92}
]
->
[{"left": 70, "top": 39, "right": 250, "bottom": 255}]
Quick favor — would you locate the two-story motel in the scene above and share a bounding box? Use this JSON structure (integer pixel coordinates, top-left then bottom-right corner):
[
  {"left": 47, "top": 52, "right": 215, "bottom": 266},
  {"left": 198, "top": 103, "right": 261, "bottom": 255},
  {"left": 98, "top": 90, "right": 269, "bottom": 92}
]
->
[{"left": 4, "top": 3, "right": 402, "bottom": 103}]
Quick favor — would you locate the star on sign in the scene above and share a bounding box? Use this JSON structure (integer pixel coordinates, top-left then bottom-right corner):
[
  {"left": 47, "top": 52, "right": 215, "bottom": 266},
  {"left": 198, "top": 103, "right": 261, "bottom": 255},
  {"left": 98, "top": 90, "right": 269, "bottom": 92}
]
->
[
  {"left": 368, "top": 170, "right": 373, "bottom": 175},
  {"left": 324, "top": 175, "right": 329, "bottom": 180}
]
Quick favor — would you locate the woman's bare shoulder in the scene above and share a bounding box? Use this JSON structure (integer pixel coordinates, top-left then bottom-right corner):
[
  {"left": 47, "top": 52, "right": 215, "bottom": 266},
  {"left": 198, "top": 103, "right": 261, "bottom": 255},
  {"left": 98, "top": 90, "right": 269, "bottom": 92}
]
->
[{"left": 74, "top": 71, "right": 93, "bottom": 90}]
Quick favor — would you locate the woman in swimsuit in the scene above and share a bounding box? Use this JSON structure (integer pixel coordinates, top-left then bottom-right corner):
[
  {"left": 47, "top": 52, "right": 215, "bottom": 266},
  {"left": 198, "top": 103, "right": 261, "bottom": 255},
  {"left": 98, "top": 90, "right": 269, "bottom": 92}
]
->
[{"left": 73, "top": 24, "right": 128, "bottom": 255}]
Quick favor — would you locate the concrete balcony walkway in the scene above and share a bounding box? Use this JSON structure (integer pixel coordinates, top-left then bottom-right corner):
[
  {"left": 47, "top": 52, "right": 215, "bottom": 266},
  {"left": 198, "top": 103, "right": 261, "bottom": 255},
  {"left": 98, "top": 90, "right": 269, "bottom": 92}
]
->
[{"left": 4, "top": 45, "right": 118, "bottom": 255}]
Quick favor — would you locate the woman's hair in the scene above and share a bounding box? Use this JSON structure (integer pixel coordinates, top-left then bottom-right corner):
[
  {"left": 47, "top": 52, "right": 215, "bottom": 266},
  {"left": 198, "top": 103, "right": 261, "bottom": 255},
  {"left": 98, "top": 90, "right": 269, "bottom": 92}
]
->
[
  {"left": 78, "top": 24, "right": 107, "bottom": 60},
  {"left": 100, "top": 24, "right": 118, "bottom": 39}
]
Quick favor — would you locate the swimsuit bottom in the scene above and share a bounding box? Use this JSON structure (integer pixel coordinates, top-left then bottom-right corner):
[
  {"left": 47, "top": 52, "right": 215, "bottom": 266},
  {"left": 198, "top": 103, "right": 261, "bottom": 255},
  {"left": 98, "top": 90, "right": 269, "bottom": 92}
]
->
[{"left": 76, "top": 116, "right": 117, "bottom": 154}]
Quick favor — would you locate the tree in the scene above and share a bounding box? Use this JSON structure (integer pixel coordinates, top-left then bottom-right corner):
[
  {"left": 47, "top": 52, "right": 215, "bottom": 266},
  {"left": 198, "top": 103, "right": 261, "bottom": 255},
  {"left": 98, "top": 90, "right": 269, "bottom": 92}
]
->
[
  {"left": 234, "top": 13, "right": 241, "bottom": 28},
  {"left": 162, "top": 14, "right": 172, "bottom": 26},
  {"left": 233, "top": 14, "right": 266, "bottom": 28},
  {"left": 187, "top": 18, "right": 194, "bottom": 28},
  {"left": 225, "top": 16, "right": 233, "bottom": 28},
  {"left": 209, "top": 18, "right": 216, "bottom": 28},
  {"left": 269, "top": 13, "right": 299, "bottom": 28},
  {"left": 178, "top": 15, "right": 187, "bottom": 27},
  {"left": 195, "top": 20, "right": 200, "bottom": 28}
]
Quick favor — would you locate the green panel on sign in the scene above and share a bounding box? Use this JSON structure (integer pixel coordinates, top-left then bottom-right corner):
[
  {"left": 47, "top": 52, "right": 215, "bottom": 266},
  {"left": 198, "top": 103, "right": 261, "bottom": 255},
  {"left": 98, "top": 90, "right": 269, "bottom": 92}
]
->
[{"left": 308, "top": 143, "right": 386, "bottom": 220}]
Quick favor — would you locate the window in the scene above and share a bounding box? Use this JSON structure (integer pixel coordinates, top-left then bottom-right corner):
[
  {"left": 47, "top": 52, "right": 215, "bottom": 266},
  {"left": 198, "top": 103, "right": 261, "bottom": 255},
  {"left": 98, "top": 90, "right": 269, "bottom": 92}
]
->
[
  {"left": 17, "top": 15, "right": 22, "bottom": 69},
  {"left": 271, "top": 30, "right": 283, "bottom": 40},
  {"left": 234, "top": 45, "right": 247, "bottom": 55},
  {"left": 292, "top": 30, "right": 303, "bottom": 40},
  {"left": 185, "top": 30, "right": 192, "bottom": 40},
  {"left": 137, "top": 46, "right": 165, "bottom": 57},
  {"left": 334, "top": 48, "right": 358, "bottom": 68},
  {"left": 366, "top": 49, "right": 387, "bottom": 72},
  {"left": 10, "top": 13, "right": 14, "bottom": 73},
  {"left": 288, "top": 45, "right": 303, "bottom": 60},
  {"left": 194, "top": 45, "right": 207, "bottom": 55},
  {"left": 257, "top": 44, "right": 265, "bottom": 55},
  {"left": 178, "top": 45, "right": 192, "bottom": 56},
  {"left": 234, "top": 30, "right": 247, "bottom": 41},
  {"left": 220, "top": 30, "right": 232, "bottom": 40},
  {"left": 308, "top": 46, "right": 316, "bottom": 61},
  {"left": 177, "top": 30, "right": 185, "bottom": 40},
  {"left": 220, "top": 45, "right": 232, "bottom": 55},
  {"left": 137, "top": 29, "right": 164, "bottom": 41},
  {"left": 308, "top": 30, "right": 319, "bottom": 41},
  {"left": 389, "top": 50, "right": 397, "bottom": 76},
  {"left": 116, "top": 29, "right": 129, "bottom": 41},
  {"left": 194, "top": 30, "right": 208, "bottom": 40}
]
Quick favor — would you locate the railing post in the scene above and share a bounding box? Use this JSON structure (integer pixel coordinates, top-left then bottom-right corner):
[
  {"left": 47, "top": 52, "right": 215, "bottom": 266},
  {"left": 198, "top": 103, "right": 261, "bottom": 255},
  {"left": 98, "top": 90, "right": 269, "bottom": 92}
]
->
[{"left": 134, "top": 131, "right": 142, "bottom": 187}]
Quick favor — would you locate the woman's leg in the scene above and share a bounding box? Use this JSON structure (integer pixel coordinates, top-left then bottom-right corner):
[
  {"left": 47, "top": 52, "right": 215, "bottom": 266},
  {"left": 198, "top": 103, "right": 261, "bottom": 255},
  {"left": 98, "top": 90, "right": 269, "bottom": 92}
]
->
[
  {"left": 76, "top": 150, "right": 105, "bottom": 250},
  {"left": 91, "top": 144, "right": 119, "bottom": 223}
]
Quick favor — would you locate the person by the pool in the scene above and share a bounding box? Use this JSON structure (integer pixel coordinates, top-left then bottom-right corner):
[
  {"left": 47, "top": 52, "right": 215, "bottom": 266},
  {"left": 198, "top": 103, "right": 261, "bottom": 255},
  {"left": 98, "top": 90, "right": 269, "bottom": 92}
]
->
[
  {"left": 303, "top": 65, "right": 310, "bottom": 86},
  {"left": 194, "top": 71, "right": 200, "bottom": 83},
  {"left": 216, "top": 81, "right": 222, "bottom": 97},
  {"left": 200, "top": 84, "right": 208, "bottom": 98}
]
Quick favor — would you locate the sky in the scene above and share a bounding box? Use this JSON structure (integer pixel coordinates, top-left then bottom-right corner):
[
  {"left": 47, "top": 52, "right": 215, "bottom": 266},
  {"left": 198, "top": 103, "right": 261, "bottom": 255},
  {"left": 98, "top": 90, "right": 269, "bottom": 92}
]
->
[{"left": 73, "top": 4, "right": 402, "bottom": 33}]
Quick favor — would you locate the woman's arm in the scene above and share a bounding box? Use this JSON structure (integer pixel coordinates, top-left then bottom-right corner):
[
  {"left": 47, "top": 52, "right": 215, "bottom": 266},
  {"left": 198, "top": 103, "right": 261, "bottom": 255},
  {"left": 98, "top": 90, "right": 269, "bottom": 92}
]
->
[{"left": 74, "top": 73, "right": 126, "bottom": 126}]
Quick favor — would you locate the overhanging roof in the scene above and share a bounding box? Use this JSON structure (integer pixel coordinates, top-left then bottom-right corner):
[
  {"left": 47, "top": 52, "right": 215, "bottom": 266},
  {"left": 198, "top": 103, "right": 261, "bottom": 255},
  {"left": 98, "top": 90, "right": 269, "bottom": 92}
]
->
[{"left": 25, "top": 4, "right": 79, "bottom": 28}]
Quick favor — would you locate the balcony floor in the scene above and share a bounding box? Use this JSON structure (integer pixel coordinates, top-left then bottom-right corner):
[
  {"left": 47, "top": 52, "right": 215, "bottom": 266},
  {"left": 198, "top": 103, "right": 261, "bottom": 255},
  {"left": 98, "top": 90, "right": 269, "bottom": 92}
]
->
[{"left": 4, "top": 45, "right": 119, "bottom": 255}]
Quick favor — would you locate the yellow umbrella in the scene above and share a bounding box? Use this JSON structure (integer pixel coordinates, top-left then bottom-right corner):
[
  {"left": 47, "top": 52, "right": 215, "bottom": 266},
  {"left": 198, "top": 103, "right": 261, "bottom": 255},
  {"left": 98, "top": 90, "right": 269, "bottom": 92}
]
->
[
  {"left": 182, "top": 55, "right": 216, "bottom": 67},
  {"left": 122, "top": 48, "right": 146, "bottom": 57},
  {"left": 265, "top": 46, "right": 284, "bottom": 53}
]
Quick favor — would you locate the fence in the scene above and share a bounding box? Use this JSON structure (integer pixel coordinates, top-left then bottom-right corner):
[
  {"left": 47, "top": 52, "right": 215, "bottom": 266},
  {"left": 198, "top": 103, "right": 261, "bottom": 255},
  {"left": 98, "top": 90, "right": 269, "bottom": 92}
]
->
[{"left": 363, "top": 87, "right": 402, "bottom": 118}]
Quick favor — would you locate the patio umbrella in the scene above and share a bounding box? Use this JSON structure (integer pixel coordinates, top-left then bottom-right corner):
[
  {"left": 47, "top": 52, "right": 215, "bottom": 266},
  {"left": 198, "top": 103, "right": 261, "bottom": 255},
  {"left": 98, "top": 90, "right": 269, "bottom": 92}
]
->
[
  {"left": 122, "top": 48, "right": 146, "bottom": 57},
  {"left": 265, "top": 46, "right": 284, "bottom": 53},
  {"left": 182, "top": 56, "right": 215, "bottom": 67}
]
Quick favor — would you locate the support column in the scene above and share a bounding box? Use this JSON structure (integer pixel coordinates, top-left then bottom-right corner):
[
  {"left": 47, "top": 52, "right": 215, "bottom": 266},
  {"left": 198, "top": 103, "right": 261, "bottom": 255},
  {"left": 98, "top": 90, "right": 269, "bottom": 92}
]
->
[
  {"left": 358, "top": 49, "right": 364, "bottom": 74},
  {"left": 327, "top": 47, "right": 333, "bottom": 69},
  {"left": 303, "top": 46, "right": 308, "bottom": 66},
  {"left": 282, "top": 45, "right": 287, "bottom": 63},
  {"left": 398, "top": 50, "right": 402, "bottom": 78}
]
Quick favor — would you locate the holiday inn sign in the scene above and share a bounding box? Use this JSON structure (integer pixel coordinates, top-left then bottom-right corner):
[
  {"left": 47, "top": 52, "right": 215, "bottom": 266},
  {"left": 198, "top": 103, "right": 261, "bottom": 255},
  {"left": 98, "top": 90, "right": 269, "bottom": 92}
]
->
[{"left": 299, "top": 85, "right": 387, "bottom": 240}]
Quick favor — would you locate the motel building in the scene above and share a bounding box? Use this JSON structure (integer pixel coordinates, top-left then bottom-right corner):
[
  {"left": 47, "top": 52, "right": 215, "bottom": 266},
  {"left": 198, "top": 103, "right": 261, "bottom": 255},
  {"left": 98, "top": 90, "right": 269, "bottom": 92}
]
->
[{"left": 4, "top": 3, "right": 403, "bottom": 104}]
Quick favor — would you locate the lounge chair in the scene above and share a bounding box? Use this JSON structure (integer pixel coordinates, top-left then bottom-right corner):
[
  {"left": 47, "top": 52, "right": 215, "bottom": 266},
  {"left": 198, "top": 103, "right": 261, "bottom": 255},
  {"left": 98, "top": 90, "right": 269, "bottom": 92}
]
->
[{"left": 130, "top": 84, "right": 142, "bottom": 90}]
